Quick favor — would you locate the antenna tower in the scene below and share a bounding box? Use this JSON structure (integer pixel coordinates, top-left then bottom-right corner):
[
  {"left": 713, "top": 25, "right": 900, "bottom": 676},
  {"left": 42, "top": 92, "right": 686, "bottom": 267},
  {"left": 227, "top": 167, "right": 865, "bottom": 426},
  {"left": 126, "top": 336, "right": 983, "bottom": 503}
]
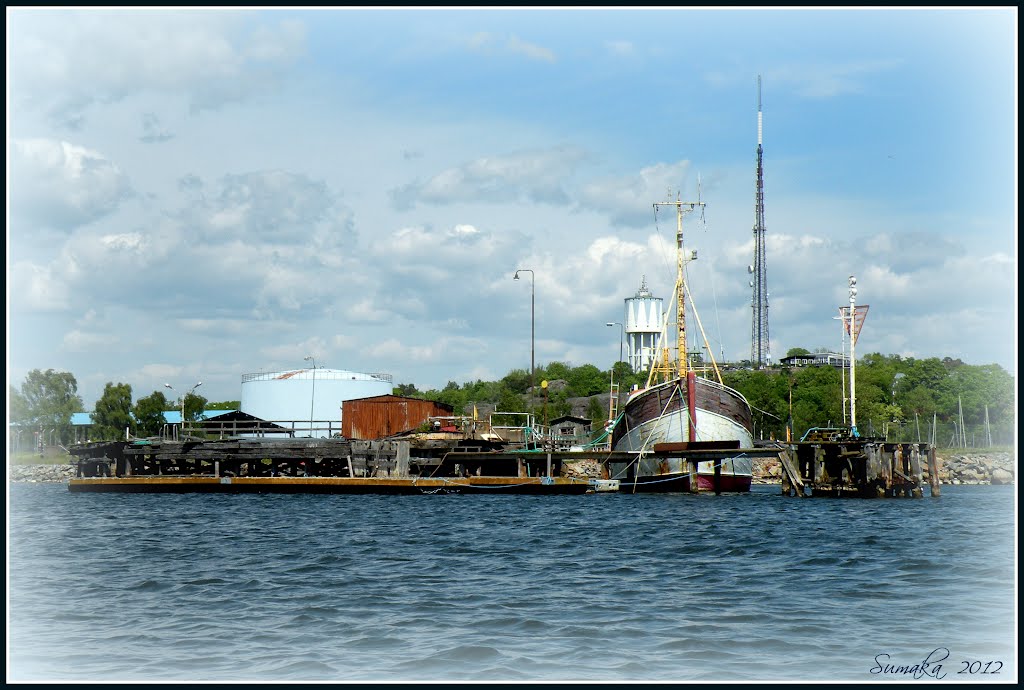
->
[{"left": 749, "top": 74, "right": 772, "bottom": 367}]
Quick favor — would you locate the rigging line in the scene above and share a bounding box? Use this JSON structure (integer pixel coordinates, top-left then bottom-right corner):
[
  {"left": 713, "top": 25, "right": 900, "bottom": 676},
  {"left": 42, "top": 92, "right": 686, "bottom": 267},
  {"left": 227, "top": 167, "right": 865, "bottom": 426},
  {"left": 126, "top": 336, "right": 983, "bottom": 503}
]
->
[
  {"left": 652, "top": 201, "right": 675, "bottom": 289},
  {"left": 627, "top": 386, "right": 682, "bottom": 493},
  {"left": 693, "top": 177, "right": 724, "bottom": 364},
  {"left": 749, "top": 404, "right": 782, "bottom": 421},
  {"left": 682, "top": 263, "right": 723, "bottom": 385},
  {"left": 645, "top": 283, "right": 676, "bottom": 389},
  {"left": 705, "top": 253, "right": 725, "bottom": 364}
]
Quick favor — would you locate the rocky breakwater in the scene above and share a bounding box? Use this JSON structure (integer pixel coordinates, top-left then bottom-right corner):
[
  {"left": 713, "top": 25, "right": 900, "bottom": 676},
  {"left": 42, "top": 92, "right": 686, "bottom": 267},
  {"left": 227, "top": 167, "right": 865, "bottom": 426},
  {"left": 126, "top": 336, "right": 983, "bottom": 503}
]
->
[
  {"left": 937, "top": 451, "right": 1014, "bottom": 485},
  {"left": 752, "top": 457, "right": 783, "bottom": 484},
  {"left": 9, "top": 463, "right": 77, "bottom": 483}
]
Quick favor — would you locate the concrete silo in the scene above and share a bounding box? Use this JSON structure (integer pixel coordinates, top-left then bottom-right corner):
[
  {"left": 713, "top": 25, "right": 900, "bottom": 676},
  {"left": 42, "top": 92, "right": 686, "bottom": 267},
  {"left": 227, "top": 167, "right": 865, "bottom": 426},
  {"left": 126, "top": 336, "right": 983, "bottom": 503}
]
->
[
  {"left": 240, "top": 368, "right": 393, "bottom": 437},
  {"left": 624, "top": 277, "right": 664, "bottom": 374}
]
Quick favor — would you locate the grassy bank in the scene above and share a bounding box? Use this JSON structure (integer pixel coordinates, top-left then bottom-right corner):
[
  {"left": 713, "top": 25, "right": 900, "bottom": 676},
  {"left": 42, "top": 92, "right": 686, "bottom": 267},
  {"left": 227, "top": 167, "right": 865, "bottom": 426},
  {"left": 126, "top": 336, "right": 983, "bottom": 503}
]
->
[
  {"left": 8, "top": 448, "right": 72, "bottom": 466},
  {"left": 935, "top": 446, "right": 1014, "bottom": 461}
]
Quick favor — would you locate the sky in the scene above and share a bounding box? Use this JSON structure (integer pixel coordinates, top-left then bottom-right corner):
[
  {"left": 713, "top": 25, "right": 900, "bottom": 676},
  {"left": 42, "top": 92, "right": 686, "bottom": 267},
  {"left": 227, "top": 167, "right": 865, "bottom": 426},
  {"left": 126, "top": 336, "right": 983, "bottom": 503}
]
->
[{"left": 6, "top": 7, "right": 1018, "bottom": 410}]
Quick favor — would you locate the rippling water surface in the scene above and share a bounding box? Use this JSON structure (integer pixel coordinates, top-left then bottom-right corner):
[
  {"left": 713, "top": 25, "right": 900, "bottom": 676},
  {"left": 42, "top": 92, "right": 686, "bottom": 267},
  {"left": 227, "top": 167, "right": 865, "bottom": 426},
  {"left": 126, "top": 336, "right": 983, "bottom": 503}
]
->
[{"left": 8, "top": 483, "right": 1017, "bottom": 682}]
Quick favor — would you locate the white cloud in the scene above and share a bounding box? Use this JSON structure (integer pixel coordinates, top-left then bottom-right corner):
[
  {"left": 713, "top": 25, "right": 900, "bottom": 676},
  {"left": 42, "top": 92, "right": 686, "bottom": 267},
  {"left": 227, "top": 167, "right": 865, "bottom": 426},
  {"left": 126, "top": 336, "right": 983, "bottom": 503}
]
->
[
  {"left": 10, "top": 138, "right": 133, "bottom": 230},
  {"left": 5, "top": 9, "right": 1014, "bottom": 407},
  {"left": 578, "top": 161, "right": 693, "bottom": 227},
  {"left": 182, "top": 170, "right": 341, "bottom": 243},
  {"left": 606, "top": 40, "right": 634, "bottom": 56},
  {"left": 704, "top": 60, "right": 900, "bottom": 100},
  {"left": 8, "top": 10, "right": 307, "bottom": 124},
  {"left": 61, "top": 329, "right": 120, "bottom": 352},
  {"left": 390, "top": 147, "right": 587, "bottom": 210},
  {"left": 140, "top": 112, "right": 174, "bottom": 143},
  {"left": 260, "top": 337, "right": 330, "bottom": 364},
  {"left": 467, "top": 32, "right": 556, "bottom": 62},
  {"left": 506, "top": 35, "right": 556, "bottom": 63},
  {"left": 138, "top": 363, "right": 187, "bottom": 382},
  {"left": 10, "top": 261, "right": 72, "bottom": 312},
  {"left": 365, "top": 335, "right": 487, "bottom": 364}
]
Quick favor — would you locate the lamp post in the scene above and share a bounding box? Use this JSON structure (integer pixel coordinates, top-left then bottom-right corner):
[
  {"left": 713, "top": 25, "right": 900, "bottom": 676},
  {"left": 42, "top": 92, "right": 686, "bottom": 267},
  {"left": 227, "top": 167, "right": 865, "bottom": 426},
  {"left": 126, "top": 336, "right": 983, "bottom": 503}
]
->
[
  {"left": 304, "top": 355, "right": 316, "bottom": 438},
  {"left": 165, "top": 381, "right": 202, "bottom": 439},
  {"left": 513, "top": 269, "right": 535, "bottom": 408},
  {"left": 606, "top": 321, "right": 624, "bottom": 364}
]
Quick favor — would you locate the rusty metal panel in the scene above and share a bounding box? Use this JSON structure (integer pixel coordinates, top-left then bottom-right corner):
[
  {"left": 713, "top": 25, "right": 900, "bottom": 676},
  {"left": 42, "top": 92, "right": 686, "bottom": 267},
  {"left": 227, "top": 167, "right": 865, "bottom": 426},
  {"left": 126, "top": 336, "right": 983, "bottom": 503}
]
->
[{"left": 342, "top": 395, "right": 454, "bottom": 440}]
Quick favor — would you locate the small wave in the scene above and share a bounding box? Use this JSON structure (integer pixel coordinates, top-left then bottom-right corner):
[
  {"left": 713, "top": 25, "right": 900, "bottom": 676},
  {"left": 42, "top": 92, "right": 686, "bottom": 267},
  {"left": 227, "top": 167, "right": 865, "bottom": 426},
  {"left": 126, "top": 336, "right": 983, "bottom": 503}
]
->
[
  {"left": 181, "top": 577, "right": 228, "bottom": 586},
  {"left": 129, "top": 578, "right": 172, "bottom": 591}
]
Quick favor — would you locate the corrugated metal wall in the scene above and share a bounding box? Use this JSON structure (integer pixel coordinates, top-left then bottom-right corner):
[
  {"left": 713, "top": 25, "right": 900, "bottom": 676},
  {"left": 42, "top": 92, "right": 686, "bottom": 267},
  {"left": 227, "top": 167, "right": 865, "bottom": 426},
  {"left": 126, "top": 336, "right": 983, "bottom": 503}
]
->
[{"left": 342, "top": 396, "right": 454, "bottom": 440}]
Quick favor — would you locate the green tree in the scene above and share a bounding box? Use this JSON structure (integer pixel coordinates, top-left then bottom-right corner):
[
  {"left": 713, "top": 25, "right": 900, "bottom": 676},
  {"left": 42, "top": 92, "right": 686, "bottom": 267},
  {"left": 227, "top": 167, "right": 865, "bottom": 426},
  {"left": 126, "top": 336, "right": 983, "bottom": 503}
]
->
[
  {"left": 183, "top": 392, "right": 208, "bottom": 422},
  {"left": 566, "top": 364, "right": 607, "bottom": 397},
  {"left": 539, "top": 361, "right": 572, "bottom": 382},
  {"left": 206, "top": 400, "right": 239, "bottom": 410},
  {"left": 393, "top": 383, "right": 420, "bottom": 397},
  {"left": 492, "top": 387, "right": 526, "bottom": 426},
  {"left": 611, "top": 360, "right": 644, "bottom": 394},
  {"left": 134, "top": 391, "right": 171, "bottom": 437},
  {"left": 92, "top": 382, "right": 134, "bottom": 440},
  {"left": 586, "top": 396, "right": 607, "bottom": 429},
  {"left": 462, "top": 379, "right": 503, "bottom": 407},
  {"left": 785, "top": 347, "right": 811, "bottom": 358},
  {"left": 9, "top": 386, "right": 30, "bottom": 424},
  {"left": 18, "top": 369, "right": 85, "bottom": 444},
  {"left": 423, "top": 381, "right": 467, "bottom": 414},
  {"left": 501, "top": 369, "right": 531, "bottom": 394},
  {"left": 546, "top": 390, "right": 572, "bottom": 420}
]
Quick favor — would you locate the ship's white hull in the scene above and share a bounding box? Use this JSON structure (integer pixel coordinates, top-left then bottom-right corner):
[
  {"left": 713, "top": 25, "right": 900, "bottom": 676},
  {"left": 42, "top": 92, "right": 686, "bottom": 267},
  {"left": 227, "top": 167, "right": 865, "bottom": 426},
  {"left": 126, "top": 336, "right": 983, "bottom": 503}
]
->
[{"left": 609, "top": 377, "right": 754, "bottom": 492}]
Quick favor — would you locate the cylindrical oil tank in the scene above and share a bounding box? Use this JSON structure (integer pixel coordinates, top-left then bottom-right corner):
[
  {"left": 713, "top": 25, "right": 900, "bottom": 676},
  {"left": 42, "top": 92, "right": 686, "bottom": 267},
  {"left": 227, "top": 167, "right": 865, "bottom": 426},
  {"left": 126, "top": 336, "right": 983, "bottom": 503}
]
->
[{"left": 240, "top": 369, "right": 393, "bottom": 437}]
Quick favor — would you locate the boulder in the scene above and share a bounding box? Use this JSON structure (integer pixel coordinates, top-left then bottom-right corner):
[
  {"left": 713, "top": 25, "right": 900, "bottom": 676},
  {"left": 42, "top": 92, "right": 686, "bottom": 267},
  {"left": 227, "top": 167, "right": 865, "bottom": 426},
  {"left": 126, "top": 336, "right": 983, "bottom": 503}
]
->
[{"left": 990, "top": 467, "right": 1014, "bottom": 485}]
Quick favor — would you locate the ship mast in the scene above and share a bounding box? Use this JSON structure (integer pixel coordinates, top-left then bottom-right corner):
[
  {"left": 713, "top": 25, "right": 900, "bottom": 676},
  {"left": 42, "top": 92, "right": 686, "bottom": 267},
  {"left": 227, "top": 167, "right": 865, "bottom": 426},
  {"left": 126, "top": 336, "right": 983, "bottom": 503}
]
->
[{"left": 654, "top": 194, "right": 703, "bottom": 380}]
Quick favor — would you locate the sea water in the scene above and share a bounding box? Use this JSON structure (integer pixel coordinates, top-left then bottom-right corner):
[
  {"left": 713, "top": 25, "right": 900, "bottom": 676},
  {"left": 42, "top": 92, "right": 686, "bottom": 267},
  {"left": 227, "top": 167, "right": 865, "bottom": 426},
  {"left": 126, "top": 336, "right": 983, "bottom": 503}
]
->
[{"left": 7, "top": 482, "right": 1017, "bottom": 682}]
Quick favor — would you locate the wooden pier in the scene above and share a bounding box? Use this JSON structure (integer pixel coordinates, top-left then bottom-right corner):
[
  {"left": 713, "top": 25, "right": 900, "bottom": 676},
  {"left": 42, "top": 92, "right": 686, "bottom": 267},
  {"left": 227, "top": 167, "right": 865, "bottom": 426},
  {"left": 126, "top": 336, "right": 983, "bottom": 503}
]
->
[
  {"left": 66, "top": 438, "right": 596, "bottom": 495},
  {"left": 65, "top": 435, "right": 939, "bottom": 498},
  {"left": 776, "top": 434, "right": 940, "bottom": 498}
]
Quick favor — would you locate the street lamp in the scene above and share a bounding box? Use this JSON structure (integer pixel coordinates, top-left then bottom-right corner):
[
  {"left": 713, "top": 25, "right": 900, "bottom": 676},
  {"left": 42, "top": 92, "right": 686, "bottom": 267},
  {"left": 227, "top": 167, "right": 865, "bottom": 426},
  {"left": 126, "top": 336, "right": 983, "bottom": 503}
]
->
[
  {"left": 304, "top": 356, "right": 316, "bottom": 437},
  {"left": 513, "top": 269, "right": 535, "bottom": 407},
  {"left": 606, "top": 322, "right": 624, "bottom": 364},
  {"left": 165, "top": 381, "right": 202, "bottom": 438}
]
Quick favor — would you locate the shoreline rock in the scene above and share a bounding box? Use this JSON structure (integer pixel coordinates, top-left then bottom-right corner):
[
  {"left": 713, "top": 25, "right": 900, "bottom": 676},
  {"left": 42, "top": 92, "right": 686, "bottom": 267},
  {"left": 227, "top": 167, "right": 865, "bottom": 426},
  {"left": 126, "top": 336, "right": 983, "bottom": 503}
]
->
[
  {"left": 9, "top": 463, "right": 77, "bottom": 483},
  {"left": 936, "top": 451, "right": 1015, "bottom": 485},
  {"left": 751, "top": 451, "right": 1015, "bottom": 486}
]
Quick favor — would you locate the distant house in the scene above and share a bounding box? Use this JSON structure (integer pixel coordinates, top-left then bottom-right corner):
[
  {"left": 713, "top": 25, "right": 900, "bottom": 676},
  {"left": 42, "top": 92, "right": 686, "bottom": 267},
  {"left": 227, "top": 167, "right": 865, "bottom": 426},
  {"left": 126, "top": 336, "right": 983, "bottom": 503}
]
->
[
  {"left": 780, "top": 352, "right": 849, "bottom": 368},
  {"left": 548, "top": 415, "right": 593, "bottom": 444},
  {"left": 189, "top": 410, "right": 292, "bottom": 439}
]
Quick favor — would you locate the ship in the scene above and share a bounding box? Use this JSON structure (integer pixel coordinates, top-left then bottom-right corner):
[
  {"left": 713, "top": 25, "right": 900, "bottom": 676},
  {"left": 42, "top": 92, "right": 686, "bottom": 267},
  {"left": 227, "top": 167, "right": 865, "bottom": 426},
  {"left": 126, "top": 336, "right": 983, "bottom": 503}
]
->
[{"left": 608, "top": 194, "right": 755, "bottom": 492}]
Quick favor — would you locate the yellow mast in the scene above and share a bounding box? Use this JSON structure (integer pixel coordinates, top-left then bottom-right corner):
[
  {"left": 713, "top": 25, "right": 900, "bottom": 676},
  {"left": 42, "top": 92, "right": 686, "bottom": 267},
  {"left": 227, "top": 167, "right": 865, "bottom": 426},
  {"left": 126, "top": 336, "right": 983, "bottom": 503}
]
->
[{"left": 653, "top": 195, "right": 703, "bottom": 381}]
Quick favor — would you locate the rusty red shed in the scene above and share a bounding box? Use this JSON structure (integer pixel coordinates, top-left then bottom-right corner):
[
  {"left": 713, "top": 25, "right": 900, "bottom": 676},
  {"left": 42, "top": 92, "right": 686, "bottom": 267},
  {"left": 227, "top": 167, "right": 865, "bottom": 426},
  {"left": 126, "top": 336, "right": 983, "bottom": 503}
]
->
[{"left": 342, "top": 395, "right": 454, "bottom": 440}]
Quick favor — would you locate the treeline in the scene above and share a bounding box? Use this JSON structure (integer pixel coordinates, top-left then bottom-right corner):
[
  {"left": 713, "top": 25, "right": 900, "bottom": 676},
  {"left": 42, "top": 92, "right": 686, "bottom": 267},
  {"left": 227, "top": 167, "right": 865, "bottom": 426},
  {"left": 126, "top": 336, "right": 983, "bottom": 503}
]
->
[
  {"left": 719, "top": 353, "right": 1015, "bottom": 445},
  {"left": 399, "top": 353, "right": 1015, "bottom": 446},
  {"left": 8, "top": 370, "right": 222, "bottom": 443},
  {"left": 8, "top": 352, "right": 1016, "bottom": 447}
]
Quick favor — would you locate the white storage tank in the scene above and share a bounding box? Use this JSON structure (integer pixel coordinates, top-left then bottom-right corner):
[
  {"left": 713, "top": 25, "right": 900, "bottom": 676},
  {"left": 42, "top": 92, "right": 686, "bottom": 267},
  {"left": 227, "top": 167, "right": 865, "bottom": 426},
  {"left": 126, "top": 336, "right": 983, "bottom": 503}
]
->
[
  {"left": 624, "top": 277, "right": 664, "bottom": 373},
  {"left": 240, "top": 368, "right": 393, "bottom": 437}
]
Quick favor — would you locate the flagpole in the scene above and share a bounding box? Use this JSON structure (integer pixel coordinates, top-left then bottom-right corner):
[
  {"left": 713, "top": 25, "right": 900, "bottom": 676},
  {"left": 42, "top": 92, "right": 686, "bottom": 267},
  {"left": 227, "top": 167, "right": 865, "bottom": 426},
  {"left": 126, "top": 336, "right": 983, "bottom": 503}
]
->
[{"left": 848, "top": 276, "right": 858, "bottom": 436}]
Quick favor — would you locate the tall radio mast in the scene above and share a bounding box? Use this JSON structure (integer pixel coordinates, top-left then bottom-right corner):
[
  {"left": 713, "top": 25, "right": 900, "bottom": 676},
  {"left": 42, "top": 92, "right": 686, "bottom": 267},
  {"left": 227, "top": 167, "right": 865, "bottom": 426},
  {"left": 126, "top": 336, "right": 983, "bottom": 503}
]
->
[{"left": 749, "top": 74, "right": 771, "bottom": 367}]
